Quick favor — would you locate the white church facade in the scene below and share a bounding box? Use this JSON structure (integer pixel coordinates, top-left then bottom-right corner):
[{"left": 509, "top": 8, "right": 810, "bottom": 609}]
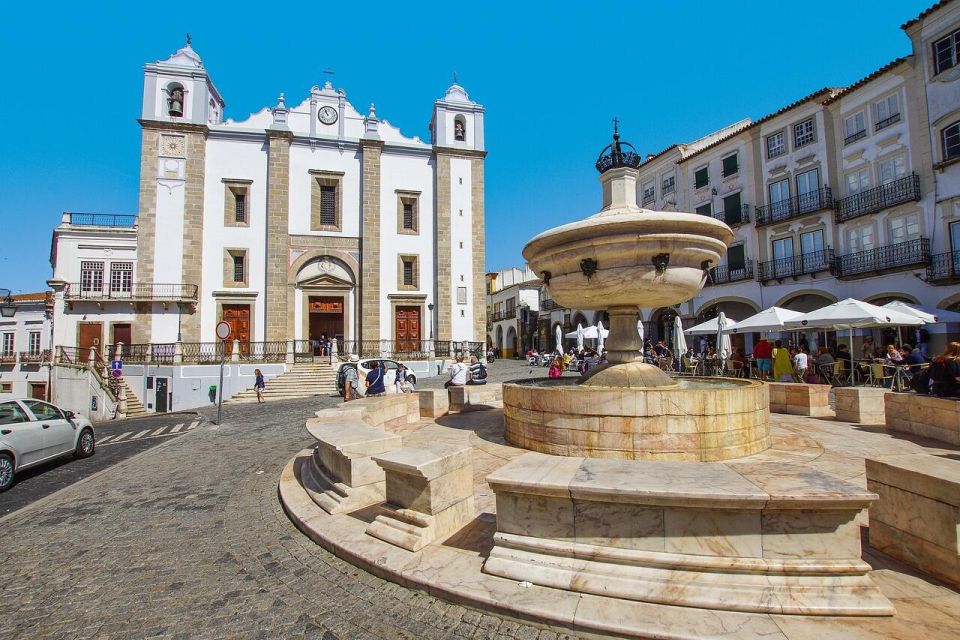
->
[{"left": 49, "top": 41, "right": 487, "bottom": 361}]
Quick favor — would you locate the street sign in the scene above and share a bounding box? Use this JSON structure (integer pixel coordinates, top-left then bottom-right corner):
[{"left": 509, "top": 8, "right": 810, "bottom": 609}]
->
[
  {"left": 215, "top": 321, "right": 232, "bottom": 341},
  {"left": 111, "top": 360, "right": 123, "bottom": 370},
  {"left": 111, "top": 369, "right": 122, "bottom": 378}
]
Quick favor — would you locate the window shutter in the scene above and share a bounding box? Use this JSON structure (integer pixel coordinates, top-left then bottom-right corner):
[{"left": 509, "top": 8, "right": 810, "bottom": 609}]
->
[
  {"left": 727, "top": 245, "right": 745, "bottom": 271},
  {"left": 320, "top": 185, "right": 336, "bottom": 226},
  {"left": 403, "top": 202, "right": 414, "bottom": 229}
]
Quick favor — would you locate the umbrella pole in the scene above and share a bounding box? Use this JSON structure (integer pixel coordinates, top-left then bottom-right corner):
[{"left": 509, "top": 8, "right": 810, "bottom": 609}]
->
[{"left": 849, "top": 328, "right": 855, "bottom": 386}]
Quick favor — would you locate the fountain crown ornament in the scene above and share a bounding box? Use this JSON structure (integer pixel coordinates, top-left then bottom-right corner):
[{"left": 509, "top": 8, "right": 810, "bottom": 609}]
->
[{"left": 595, "top": 119, "right": 642, "bottom": 174}]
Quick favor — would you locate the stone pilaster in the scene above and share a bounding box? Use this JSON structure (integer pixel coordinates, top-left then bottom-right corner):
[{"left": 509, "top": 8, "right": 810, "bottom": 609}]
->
[
  {"left": 179, "top": 131, "right": 207, "bottom": 342},
  {"left": 471, "top": 158, "right": 486, "bottom": 343},
  {"left": 360, "top": 139, "right": 383, "bottom": 343},
  {"left": 265, "top": 130, "right": 293, "bottom": 342},
  {"left": 133, "top": 128, "right": 159, "bottom": 344},
  {"left": 435, "top": 154, "right": 452, "bottom": 342}
]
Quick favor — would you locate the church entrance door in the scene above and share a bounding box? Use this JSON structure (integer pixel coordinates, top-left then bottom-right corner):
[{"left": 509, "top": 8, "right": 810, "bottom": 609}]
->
[
  {"left": 309, "top": 296, "right": 344, "bottom": 355},
  {"left": 221, "top": 305, "right": 250, "bottom": 355},
  {"left": 395, "top": 307, "right": 421, "bottom": 354}
]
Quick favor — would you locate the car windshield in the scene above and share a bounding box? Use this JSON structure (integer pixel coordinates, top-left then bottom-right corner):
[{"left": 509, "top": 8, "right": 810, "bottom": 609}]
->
[
  {"left": 24, "top": 400, "right": 63, "bottom": 421},
  {"left": 0, "top": 402, "right": 28, "bottom": 425}
]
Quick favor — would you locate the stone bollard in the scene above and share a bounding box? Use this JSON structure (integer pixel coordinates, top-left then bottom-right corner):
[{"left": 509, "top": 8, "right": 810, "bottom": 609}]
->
[
  {"left": 366, "top": 443, "right": 475, "bottom": 551},
  {"left": 834, "top": 387, "right": 890, "bottom": 425}
]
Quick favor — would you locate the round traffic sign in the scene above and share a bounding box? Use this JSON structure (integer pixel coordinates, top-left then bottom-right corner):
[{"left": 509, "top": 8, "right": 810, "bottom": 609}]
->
[
  {"left": 111, "top": 369, "right": 122, "bottom": 378},
  {"left": 216, "top": 321, "right": 232, "bottom": 340}
]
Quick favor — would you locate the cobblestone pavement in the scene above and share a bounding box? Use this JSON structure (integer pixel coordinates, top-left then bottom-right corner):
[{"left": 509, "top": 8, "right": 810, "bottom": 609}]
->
[{"left": 0, "top": 394, "right": 580, "bottom": 640}]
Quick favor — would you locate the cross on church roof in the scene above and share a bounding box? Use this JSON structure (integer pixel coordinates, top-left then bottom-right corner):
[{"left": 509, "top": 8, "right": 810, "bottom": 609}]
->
[{"left": 186, "top": 32, "right": 192, "bottom": 46}]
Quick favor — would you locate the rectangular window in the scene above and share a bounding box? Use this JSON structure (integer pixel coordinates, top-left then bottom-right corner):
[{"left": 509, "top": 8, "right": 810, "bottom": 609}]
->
[
  {"left": 402, "top": 259, "right": 414, "bottom": 286},
  {"left": 398, "top": 255, "right": 419, "bottom": 290},
  {"left": 888, "top": 214, "right": 920, "bottom": 244},
  {"left": 694, "top": 166, "right": 709, "bottom": 189},
  {"left": 234, "top": 192, "right": 246, "bottom": 223},
  {"left": 878, "top": 154, "right": 906, "bottom": 184},
  {"left": 661, "top": 175, "right": 675, "bottom": 194},
  {"left": 769, "top": 178, "right": 791, "bottom": 220},
  {"left": 793, "top": 119, "right": 815, "bottom": 148},
  {"left": 320, "top": 185, "right": 336, "bottom": 226},
  {"left": 727, "top": 244, "right": 746, "bottom": 272},
  {"left": 28, "top": 332, "right": 40, "bottom": 356},
  {"left": 943, "top": 121, "right": 960, "bottom": 161},
  {"left": 795, "top": 168, "right": 821, "bottom": 212},
  {"left": 722, "top": 192, "right": 742, "bottom": 225},
  {"left": 1, "top": 333, "right": 13, "bottom": 356},
  {"left": 80, "top": 261, "right": 104, "bottom": 293},
  {"left": 843, "top": 112, "right": 866, "bottom": 144},
  {"left": 695, "top": 203, "right": 712, "bottom": 217},
  {"left": 933, "top": 28, "right": 960, "bottom": 75},
  {"left": 766, "top": 131, "right": 785, "bottom": 159},
  {"left": 402, "top": 202, "right": 414, "bottom": 229},
  {"left": 641, "top": 181, "right": 655, "bottom": 205},
  {"left": 109, "top": 262, "right": 133, "bottom": 294},
  {"left": 847, "top": 226, "right": 874, "bottom": 253},
  {"left": 223, "top": 180, "right": 252, "bottom": 227},
  {"left": 772, "top": 237, "right": 794, "bottom": 278},
  {"left": 846, "top": 169, "right": 871, "bottom": 195},
  {"left": 801, "top": 229, "right": 824, "bottom": 255},
  {"left": 875, "top": 94, "right": 901, "bottom": 130},
  {"left": 233, "top": 254, "right": 245, "bottom": 283},
  {"left": 721, "top": 153, "right": 738, "bottom": 177}
]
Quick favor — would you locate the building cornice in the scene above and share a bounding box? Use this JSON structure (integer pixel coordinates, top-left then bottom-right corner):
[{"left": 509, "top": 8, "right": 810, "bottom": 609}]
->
[
  {"left": 433, "top": 146, "right": 487, "bottom": 159},
  {"left": 137, "top": 119, "right": 209, "bottom": 135}
]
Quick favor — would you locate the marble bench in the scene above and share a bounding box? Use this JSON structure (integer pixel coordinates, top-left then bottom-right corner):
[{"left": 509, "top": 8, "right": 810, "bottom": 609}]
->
[
  {"left": 866, "top": 454, "right": 960, "bottom": 587},
  {"left": 302, "top": 421, "right": 402, "bottom": 514},
  {"left": 885, "top": 393, "right": 960, "bottom": 446},
  {"left": 767, "top": 382, "right": 832, "bottom": 417},
  {"left": 448, "top": 383, "right": 503, "bottom": 413},
  {"left": 417, "top": 389, "right": 449, "bottom": 418},
  {"left": 366, "top": 443, "right": 475, "bottom": 552},
  {"left": 483, "top": 452, "right": 892, "bottom": 616},
  {"left": 834, "top": 387, "right": 890, "bottom": 425}
]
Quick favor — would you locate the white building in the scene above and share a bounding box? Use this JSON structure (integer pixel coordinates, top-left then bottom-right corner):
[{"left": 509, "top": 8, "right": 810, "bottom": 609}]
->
[
  {"left": 0, "top": 293, "right": 53, "bottom": 401},
  {"left": 485, "top": 267, "right": 539, "bottom": 358},
  {"left": 49, "top": 40, "right": 486, "bottom": 359}
]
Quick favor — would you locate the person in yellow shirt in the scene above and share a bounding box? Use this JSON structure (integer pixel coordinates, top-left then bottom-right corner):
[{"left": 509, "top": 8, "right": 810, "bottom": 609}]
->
[{"left": 772, "top": 339, "right": 795, "bottom": 382}]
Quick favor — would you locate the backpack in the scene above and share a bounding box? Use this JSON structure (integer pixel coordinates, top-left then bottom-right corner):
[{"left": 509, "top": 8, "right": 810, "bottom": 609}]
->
[
  {"left": 910, "top": 366, "right": 931, "bottom": 394},
  {"left": 475, "top": 363, "right": 488, "bottom": 380}
]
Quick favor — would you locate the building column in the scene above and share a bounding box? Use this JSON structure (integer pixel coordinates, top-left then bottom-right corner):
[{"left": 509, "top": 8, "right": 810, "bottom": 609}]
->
[
  {"left": 265, "top": 130, "right": 293, "bottom": 342},
  {"left": 435, "top": 154, "right": 453, "bottom": 342},
  {"left": 471, "top": 157, "right": 486, "bottom": 343},
  {"left": 179, "top": 130, "right": 207, "bottom": 342},
  {"left": 133, "top": 128, "right": 160, "bottom": 344},
  {"left": 360, "top": 139, "right": 383, "bottom": 343}
]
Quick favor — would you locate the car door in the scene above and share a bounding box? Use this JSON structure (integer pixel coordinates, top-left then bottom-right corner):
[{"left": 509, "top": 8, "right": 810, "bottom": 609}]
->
[
  {"left": 0, "top": 400, "right": 46, "bottom": 467},
  {"left": 23, "top": 400, "right": 75, "bottom": 459}
]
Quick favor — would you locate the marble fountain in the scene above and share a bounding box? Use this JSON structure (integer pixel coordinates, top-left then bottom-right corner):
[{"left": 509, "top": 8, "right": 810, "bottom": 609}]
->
[{"left": 274, "top": 130, "right": 959, "bottom": 639}]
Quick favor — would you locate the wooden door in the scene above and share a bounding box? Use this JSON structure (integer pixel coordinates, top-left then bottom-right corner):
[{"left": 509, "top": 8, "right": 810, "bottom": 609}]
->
[
  {"left": 78, "top": 323, "right": 103, "bottom": 359},
  {"left": 221, "top": 305, "right": 250, "bottom": 354},
  {"left": 112, "top": 323, "right": 132, "bottom": 359},
  {"left": 30, "top": 383, "right": 47, "bottom": 400},
  {"left": 395, "top": 307, "right": 421, "bottom": 353}
]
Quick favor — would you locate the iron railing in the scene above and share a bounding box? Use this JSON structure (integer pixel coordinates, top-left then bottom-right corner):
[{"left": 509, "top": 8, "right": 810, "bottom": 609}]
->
[
  {"left": 927, "top": 251, "right": 960, "bottom": 283},
  {"left": 709, "top": 204, "right": 751, "bottom": 226},
  {"left": 492, "top": 308, "right": 517, "bottom": 321},
  {"left": 64, "top": 283, "right": 199, "bottom": 302},
  {"left": 834, "top": 174, "right": 920, "bottom": 223},
  {"left": 242, "top": 341, "right": 288, "bottom": 362},
  {"left": 875, "top": 113, "right": 901, "bottom": 131},
  {"left": 67, "top": 213, "right": 137, "bottom": 227},
  {"left": 755, "top": 187, "right": 833, "bottom": 226},
  {"left": 539, "top": 299, "right": 562, "bottom": 312},
  {"left": 844, "top": 129, "right": 867, "bottom": 145},
  {"left": 707, "top": 260, "right": 754, "bottom": 286},
  {"left": 17, "top": 350, "right": 51, "bottom": 364},
  {"left": 757, "top": 249, "right": 835, "bottom": 282},
  {"left": 181, "top": 342, "right": 221, "bottom": 362},
  {"left": 834, "top": 238, "right": 930, "bottom": 279},
  {"left": 0, "top": 352, "right": 16, "bottom": 364}
]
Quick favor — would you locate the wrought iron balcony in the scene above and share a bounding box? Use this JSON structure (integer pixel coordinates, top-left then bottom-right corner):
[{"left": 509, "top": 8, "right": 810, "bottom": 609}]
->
[
  {"left": 875, "top": 112, "right": 901, "bottom": 131},
  {"left": 834, "top": 174, "right": 920, "bottom": 223},
  {"left": 844, "top": 129, "right": 867, "bottom": 145},
  {"left": 709, "top": 204, "right": 751, "bottom": 227},
  {"left": 927, "top": 251, "right": 960, "bottom": 284},
  {"left": 755, "top": 187, "right": 833, "bottom": 227},
  {"left": 492, "top": 308, "right": 517, "bottom": 322},
  {"left": 18, "top": 350, "right": 50, "bottom": 364},
  {"left": 707, "top": 260, "right": 754, "bottom": 286},
  {"left": 834, "top": 238, "right": 930, "bottom": 279},
  {"left": 66, "top": 213, "right": 137, "bottom": 227},
  {"left": 757, "top": 249, "right": 835, "bottom": 282},
  {"left": 64, "top": 283, "right": 199, "bottom": 303}
]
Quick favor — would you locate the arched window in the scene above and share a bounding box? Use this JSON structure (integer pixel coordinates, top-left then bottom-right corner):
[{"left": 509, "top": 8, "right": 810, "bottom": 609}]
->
[
  {"left": 454, "top": 115, "right": 466, "bottom": 142},
  {"left": 167, "top": 83, "right": 185, "bottom": 117}
]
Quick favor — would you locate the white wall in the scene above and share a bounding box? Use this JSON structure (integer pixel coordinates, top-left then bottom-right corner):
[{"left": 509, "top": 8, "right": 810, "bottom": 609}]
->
[{"left": 449, "top": 157, "right": 474, "bottom": 340}]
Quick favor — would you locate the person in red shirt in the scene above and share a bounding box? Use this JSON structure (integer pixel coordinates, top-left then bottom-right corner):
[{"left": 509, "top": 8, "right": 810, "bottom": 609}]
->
[{"left": 753, "top": 337, "right": 773, "bottom": 380}]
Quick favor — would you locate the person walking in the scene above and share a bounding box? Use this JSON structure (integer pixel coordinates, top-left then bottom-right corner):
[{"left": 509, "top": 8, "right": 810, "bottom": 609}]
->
[
  {"left": 254, "top": 368, "right": 266, "bottom": 403},
  {"left": 793, "top": 347, "right": 809, "bottom": 383},
  {"left": 772, "top": 340, "right": 794, "bottom": 382},
  {"left": 753, "top": 337, "right": 773, "bottom": 380},
  {"left": 365, "top": 360, "right": 387, "bottom": 397}
]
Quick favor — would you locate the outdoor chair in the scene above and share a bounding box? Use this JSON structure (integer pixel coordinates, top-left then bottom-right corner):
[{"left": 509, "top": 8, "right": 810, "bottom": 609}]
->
[
  {"left": 680, "top": 357, "right": 697, "bottom": 376},
  {"left": 869, "top": 363, "right": 892, "bottom": 388},
  {"left": 659, "top": 356, "right": 674, "bottom": 372},
  {"left": 724, "top": 359, "right": 740, "bottom": 377},
  {"left": 830, "top": 361, "right": 850, "bottom": 387}
]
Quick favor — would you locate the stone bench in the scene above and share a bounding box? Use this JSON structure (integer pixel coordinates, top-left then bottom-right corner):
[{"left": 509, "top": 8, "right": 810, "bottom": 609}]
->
[
  {"left": 834, "top": 387, "right": 891, "bottom": 425},
  {"left": 767, "top": 382, "right": 832, "bottom": 417},
  {"left": 483, "top": 452, "right": 892, "bottom": 616},
  {"left": 352, "top": 393, "right": 420, "bottom": 430},
  {"left": 866, "top": 454, "right": 960, "bottom": 587},
  {"left": 448, "top": 383, "right": 502, "bottom": 413},
  {"left": 417, "top": 389, "right": 449, "bottom": 418},
  {"left": 302, "top": 421, "right": 402, "bottom": 514},
  {"left": 885, "top": 393, "right": 960, "bottom": 446},
  {"left": 366, "top": 443, "right": 475, "bottom": 552}
]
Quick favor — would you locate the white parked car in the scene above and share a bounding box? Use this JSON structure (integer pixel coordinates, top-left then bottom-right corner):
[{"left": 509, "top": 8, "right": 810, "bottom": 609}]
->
[
  {"left": 336, "top": 359, "right": 416, "bottom": 398},
  {"left": 0, "top": 399, "right": 96, "bottom": 492}
]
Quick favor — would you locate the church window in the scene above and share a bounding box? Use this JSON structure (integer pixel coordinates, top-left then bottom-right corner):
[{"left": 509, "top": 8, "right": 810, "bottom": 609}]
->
[
  {"left": 398, "top": 255, "right": 419, "bottom": 290},
  {"left": 454, "top": 115, "right": 466, "bottom": 142},
  {"left": 320, "top": 186, "right": 336, "bottom": 225},
  {"left": 235, "top": 192, "right": 246, "bottom": 223},
  {"left": 225, "top": 249, "right": 248, "bottom": 287},
  {"left": 396, "top": 191, "right": 420, "bottom": 234},
  {"left": 403, "top": 203, "right": 414, "bottom": 229},
  {"left": 80, "top": 261, "right": 104, "bottom": 293},
  {"left": 309, "top": 170, "right": 344, "bottom": 231},
  {"left": 223, "top": 179, "right": 252, "bottom": 227},
  {"left": 233, "top": 255, "right": 245, "bottom": 283},
  {"left": 167, "top": 83, "right": 185, "bottom": 117}
]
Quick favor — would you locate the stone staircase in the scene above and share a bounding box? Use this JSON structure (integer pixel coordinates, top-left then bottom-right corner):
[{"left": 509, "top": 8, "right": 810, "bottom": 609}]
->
[
  {"left": 228, "top": 362, "right": 339, "bottom": 403},
  {"left": 120, "top": 379, "right": 148, "bottom": 418}
]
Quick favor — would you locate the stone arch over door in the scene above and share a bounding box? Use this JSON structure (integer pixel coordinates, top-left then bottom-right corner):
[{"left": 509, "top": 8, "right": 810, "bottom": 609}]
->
[
  {"left": 649, "top": 307, "right": 679, "bottom": 344},
  {"left": 592, "top": 310, "right": 610, "bottom": 326},
  {"left": 505, "top": 326, "right": 518, "bottom": 359},
  {"left": 938, "top": 292, "right": 960, "bottom": 311},
  {"left": 775, "top": 290, "right": 837, "bottom": 311},
  {"left": 496, "top": 325, "right": 504, "bottom": 354},
  {"left": 694, "top": 297, "right": 760, "bottom": 321},
  {"left": 865, "top": 292, "right": 919, "bottom": 305},
  {"left": 570, "top": 311, "right": 589, "bottom": 329},
  {"left": 292, "top": 254, "right": 357, "bottom": 349}
]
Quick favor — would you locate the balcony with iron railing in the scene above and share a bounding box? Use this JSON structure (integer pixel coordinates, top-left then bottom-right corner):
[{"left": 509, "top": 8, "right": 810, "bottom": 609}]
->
[
  {"left": 875, "top": 112, "right": 901, "bottom": 131},
  {"left": 65, "top": 282, "right": 199, "bottom": 303},
  {"left": 927, "top": 250, "right": 960, "bottom": 284},
  {"left": 757, "top": 249, "right": 835, "bottom": 282},
  {"left": 755, "top": 187, "right": 833, "bottom": 227},
  {"left": 707, "top": 260, "right": 754, "bottom": 286},
  {"left": 492, "top": 308, "right": 517, "bottom": 322},
  {"left": 539, "top": 299, "right": 562, "bottom": 312},
  {"left": 18, "top": 350, "right": 51, "bottom": 364},
  {"left": 710, "top": 204, "right": 751, "bottom": 227},
  {"left": 65, "top": 212, "right": 137, "bottom": 227},
  {"left": 834, "top": 238, "right": 930, "bottom": 279},
  {"left": 834, "top": 174, "right": 921, "bottom": 223}
]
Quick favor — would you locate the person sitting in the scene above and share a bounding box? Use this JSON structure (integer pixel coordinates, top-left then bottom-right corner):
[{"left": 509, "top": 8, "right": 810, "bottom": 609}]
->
[
  {"left": 548, "top": 356, "right": 563, "bottom": 379},
  {"left": 904, "top": 344, "right": 925, "bottom": 375},
  {"left": 467, "top": 356, "right": 487, "bottom": 385},
  {"left": 364, "top": 360, "right": 387, "bottom": 397},
  {"left": 396, "top": 363, "right": 415, "bottom": 393},
  {"left": 731, "top": 347, "right": 748, "bottom": 378},
  {"left": 930, "top": 342, "right": 960, "bottom": 397},
  {"left": 444, "top": 356, "right": 468, "bottom": 388},
  {"left": 885, "top": 344, "right": 903, "bottom": 363}
]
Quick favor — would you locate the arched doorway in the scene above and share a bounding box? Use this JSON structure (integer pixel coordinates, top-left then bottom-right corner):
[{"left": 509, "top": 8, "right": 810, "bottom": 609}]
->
[
  {"left": 295, "top": 256, "right": 355, "bottom": 354},
  {"left": 495, "top": 325, "right": 504, "bottom": 356},
  {"left": 506, "top": 326, "right": 518, "bottom": 359},
  {"left": 649, "top": 307, "right": 680, "bottom": 345},
  {"left": 695, "top": 300, "right": 759, "bottom": 354}
]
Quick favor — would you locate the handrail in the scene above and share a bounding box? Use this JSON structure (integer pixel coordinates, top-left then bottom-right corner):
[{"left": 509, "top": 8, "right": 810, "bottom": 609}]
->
[
  {"left": 755, "top": 187, "right": 833, "bottom": 226},
  {"left": 757, "top": 249, "right": 835, "bottom": 282},
  {"left": 834, "top": 238, "right": 930, "bottom": 278},
  {"left": 707, "top": 260, "right": 754, "bottom": 286},
  {"left": 67, "top": 213, "right": 137, "bottom": 227},
  {"left": 834, "top": 174, "right": 920, "bottom": 223},
  {"left": 64, "top": 283, "right": 198, "bottom": 301}
]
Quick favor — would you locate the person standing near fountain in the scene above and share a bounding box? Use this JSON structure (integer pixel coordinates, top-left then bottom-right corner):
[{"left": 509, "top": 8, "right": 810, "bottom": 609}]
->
[
  {"left": 772, "top": 339, "right": 794, "bottom": 382},
  {"left": 754, "top": 337, "right": 773, "bottom": 380}
]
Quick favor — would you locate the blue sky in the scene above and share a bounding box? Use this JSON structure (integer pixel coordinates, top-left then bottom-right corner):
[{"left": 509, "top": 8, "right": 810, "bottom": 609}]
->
[{"left": 0, "top": 0, "right": 933, "bottom": 294}]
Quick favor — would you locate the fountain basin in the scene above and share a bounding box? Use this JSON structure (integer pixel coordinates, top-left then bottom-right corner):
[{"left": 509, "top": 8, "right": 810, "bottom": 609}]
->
[{"left": 504, "top": 377, "right": 770, "bottom": 461}]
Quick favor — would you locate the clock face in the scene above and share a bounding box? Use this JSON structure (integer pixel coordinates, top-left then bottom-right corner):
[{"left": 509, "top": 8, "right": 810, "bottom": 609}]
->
[
  {"left": 160, "top": 135, "right": 185, "bottom": 157},
  {"left": 318, "top": 105, "right": 338, "bottom": 125}
]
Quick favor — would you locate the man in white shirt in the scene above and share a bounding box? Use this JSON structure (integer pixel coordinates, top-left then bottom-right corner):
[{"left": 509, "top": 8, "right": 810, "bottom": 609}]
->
[
  {"left": 793, "top": 347, "right": 809, "bottom": 381},
  {"left": 444, "top": 356, "right": 468, "bottom": 388}
]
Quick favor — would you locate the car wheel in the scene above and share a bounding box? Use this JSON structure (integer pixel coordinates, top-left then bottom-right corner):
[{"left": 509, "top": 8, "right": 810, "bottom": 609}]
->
[
  {"left": 75, "top": 428, "right": 95, "bottom": 459},
  {"left": 0, "top": 453, "right": 14, "bottom": 492}
]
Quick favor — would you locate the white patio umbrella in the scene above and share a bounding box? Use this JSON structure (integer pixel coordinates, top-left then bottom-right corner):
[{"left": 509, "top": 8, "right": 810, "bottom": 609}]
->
[
  {"left": 555, "top": 324, "right": 563, "bottom": 354},
  {"left": 597, "top": 320, "right": 606, "bottom": 353},
  {"left": 730, "top": 307, "right": 805, "bottom": 334},
  {"left": 565, "top": 325, "right": 610, "bottom": 339},
  {"left": 716, "top": 312, "right": 732, "bottom": 364},
  {"left": 637, "top": 318, "right": 645, "bottom": 352},
  {"left": 576, "top": 323, "right": 585, "bottom": 353},
  {"left": 684, "top": 316, "right": 739, "bottom": 335},
  {"left": 786, "top": 298, "right": 924, "bottom": 375},
  {"left": 882, "top": 300, "right": 960, "bottom": 324},
  {"left": 672, "top": 316, "right": 687, "bottom": 361}
]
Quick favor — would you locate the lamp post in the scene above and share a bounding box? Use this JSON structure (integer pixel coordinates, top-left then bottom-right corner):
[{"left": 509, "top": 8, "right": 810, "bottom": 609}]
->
[{"left": 0, "top": 288, "right": 15, "bottom": 318}]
